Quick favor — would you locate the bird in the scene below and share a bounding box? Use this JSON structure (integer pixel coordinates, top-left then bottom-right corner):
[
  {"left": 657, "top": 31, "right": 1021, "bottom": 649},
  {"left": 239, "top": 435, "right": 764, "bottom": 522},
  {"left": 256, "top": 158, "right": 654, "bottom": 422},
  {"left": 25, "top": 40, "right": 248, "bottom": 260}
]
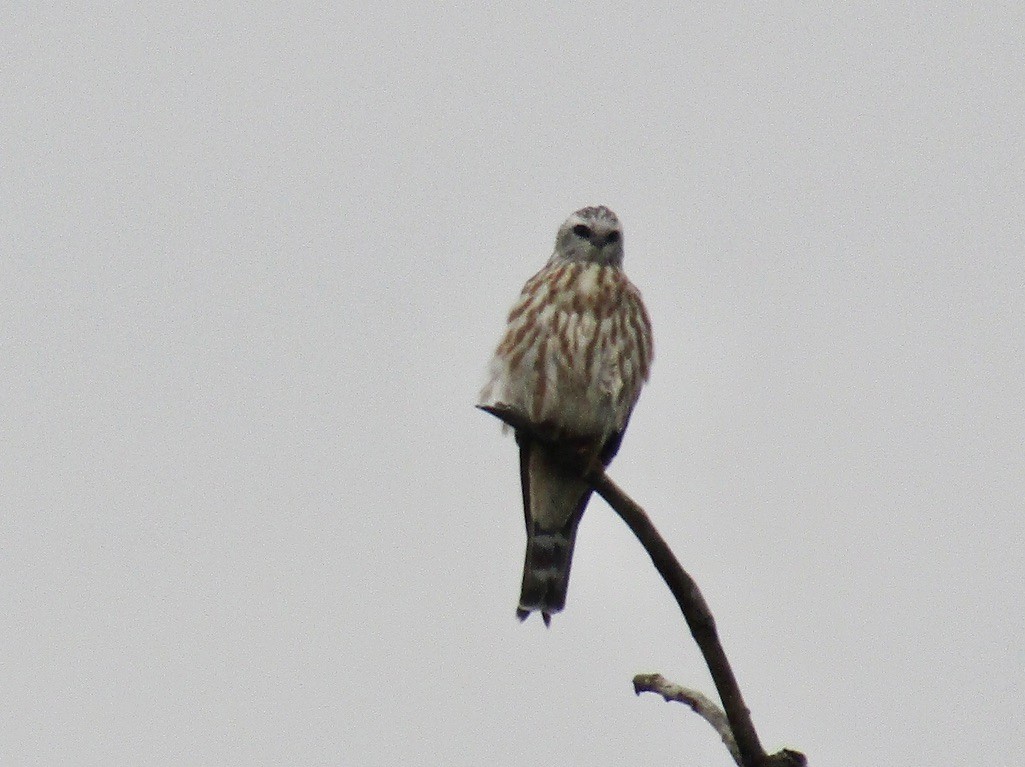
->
[{"left": 479, "top": 205, "right": 653, "bottom": 625}]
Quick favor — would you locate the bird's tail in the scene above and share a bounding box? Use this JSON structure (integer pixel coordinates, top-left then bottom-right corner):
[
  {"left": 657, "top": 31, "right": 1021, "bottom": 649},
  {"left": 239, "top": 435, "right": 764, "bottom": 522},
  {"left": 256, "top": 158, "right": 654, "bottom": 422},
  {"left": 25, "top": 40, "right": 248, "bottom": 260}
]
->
[
  {"left": 516, "top": 440, "right": 592, "bottom": 625},
  {"left": 517, "top": 522, "right": 584, "bottom": 626}
]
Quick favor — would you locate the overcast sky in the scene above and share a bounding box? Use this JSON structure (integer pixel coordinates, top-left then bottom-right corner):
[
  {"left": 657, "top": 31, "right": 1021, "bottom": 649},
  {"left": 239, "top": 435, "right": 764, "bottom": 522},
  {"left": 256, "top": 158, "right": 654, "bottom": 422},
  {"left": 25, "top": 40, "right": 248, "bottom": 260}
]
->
[{"left": 3, "top": 3, "right": 1023, "bottom": 765}]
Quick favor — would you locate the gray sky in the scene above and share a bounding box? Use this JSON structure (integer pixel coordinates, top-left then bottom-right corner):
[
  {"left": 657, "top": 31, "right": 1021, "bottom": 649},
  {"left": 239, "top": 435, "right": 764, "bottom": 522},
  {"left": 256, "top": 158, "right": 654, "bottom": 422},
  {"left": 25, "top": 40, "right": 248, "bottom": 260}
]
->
[{"left": 3, "top": 3, "right": 1023, "bottom": 765}]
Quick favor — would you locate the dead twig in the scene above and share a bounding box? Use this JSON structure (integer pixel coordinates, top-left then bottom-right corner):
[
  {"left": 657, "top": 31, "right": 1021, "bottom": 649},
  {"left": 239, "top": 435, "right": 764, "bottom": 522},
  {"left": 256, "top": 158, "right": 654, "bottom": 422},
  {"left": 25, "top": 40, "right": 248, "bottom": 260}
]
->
[{"left": 633, "top": 673, "right": 740, "bottom": 764}]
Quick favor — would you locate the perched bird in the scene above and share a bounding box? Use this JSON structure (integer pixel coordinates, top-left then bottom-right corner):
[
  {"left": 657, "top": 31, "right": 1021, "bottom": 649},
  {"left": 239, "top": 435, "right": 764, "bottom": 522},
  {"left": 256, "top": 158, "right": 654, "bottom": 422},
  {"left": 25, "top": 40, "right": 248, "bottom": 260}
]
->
[{"left": 479, "top": 206, "right": 653, "bottom": 624}]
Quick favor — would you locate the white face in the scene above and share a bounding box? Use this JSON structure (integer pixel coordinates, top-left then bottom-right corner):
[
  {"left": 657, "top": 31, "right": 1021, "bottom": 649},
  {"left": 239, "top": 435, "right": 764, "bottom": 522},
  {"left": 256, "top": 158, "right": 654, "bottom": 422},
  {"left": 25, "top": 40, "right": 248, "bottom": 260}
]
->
[{"left": 552, "top": 206, "right": 624, "bottom": 267}]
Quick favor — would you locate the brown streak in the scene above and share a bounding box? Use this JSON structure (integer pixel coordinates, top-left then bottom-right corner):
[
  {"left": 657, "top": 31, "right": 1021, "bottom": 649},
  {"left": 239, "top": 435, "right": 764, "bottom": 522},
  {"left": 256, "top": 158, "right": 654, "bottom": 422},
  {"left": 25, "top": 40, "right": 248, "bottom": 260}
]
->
[
  {"left": 571, "top": 291, "right": 585, "bottom": 316},
  {"left": 507, "top": 343, "right": 526, "bottom": 372},
  {"left": 557, "top": 312, "right": 572, "bottom": 368},
  {"left": 620, "top": 332, "right": 635, "bottom": 362},
  {"left": 583, "top": 314, "right": 600, "bottom": 381},
  {"left": 625, "top": 309, "right": 645, "bottom": 378},
  {"left": 532, "top": 335, "right": 550, "bottom": 422},
  {"left": 507, "top": 297, "right": 530, "bottom": 325},
  {"left": 498, "top": 317, "right": 530, "bottom": 356},
  {"left": 626, "top": 292, "right": 652, "bottom": 378},
  {"left": 509, "top": 272, "right": 545, "bottom": 321},
  {"left": 600, "top": 270, "right": 620, "bottom": 317},
  {"left": 562, "top": 262, "right": 580, "bottom": 290}
]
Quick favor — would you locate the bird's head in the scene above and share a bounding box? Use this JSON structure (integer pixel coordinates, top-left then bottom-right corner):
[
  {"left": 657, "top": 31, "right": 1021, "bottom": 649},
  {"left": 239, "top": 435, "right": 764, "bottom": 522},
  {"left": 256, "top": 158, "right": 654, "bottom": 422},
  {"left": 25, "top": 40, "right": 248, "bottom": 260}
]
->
[{"left": 551, "top": 206, "right": 624, "bottom": 267}]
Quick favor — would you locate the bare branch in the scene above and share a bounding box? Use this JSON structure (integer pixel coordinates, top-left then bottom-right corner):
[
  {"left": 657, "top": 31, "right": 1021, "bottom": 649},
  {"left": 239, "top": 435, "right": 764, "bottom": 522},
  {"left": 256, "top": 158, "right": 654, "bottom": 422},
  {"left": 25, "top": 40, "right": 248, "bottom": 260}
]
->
[
  {"left": 587, "top": 471, "right": 774, "bottom": 766},
  {"left": 634, "top": 673, "right": 741, "bottom": 764},
  {"left": 478, "top": 404, "right": 805, "bottom": 767}
]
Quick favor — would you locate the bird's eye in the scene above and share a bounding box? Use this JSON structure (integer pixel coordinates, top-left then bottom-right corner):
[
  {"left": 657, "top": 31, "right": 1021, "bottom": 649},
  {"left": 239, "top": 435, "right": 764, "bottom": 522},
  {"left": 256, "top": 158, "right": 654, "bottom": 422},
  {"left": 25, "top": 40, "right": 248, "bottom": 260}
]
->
[
  {"left": 572, "top": 224, "right": 592, "bottom": 238},
  {"left": 606, "top": 231, "right": 620, "bottom": 243}
]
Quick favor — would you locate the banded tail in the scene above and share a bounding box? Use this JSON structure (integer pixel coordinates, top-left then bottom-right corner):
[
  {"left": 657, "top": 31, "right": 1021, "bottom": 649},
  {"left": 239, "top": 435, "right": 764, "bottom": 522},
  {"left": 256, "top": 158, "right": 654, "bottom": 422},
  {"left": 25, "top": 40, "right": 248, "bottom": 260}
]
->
[{"left": 515, "top": 435, "right": 593, "bottom": 625}]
